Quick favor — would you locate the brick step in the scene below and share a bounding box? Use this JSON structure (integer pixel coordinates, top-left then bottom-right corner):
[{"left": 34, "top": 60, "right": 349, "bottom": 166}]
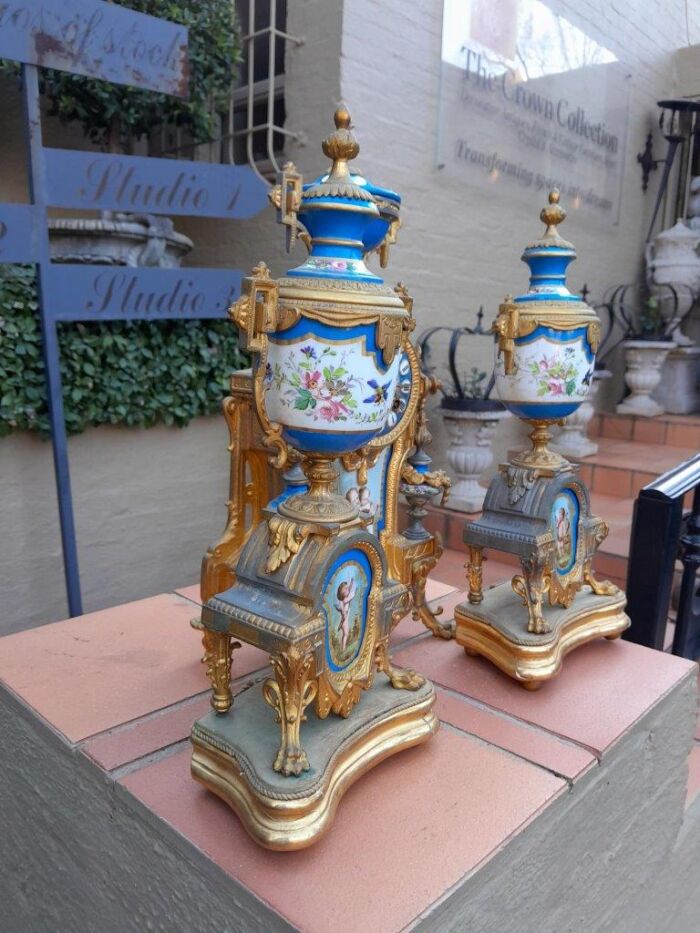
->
[
  {"left": 569, "top": 437, "right": 696, "bottom": 498},
  {"left": 591, "top": 411, "right": 700, "bottom": 448}
]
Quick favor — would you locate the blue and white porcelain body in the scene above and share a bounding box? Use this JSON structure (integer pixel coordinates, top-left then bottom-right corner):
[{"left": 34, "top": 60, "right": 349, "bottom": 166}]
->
[
  {"left": 262, "top": 136, "right": 407, "bottom": 457},
  {"left": 494, "top": 202, "right": 600, "bottom": 423},
  {"left": 264, "top": 315, "right": 402, "bottom": 455}
]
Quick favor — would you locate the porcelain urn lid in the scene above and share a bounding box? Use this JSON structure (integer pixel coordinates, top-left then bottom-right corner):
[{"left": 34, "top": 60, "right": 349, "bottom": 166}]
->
[
  {"left": 507, "top": 190, "right": 597, "bottom": 319},
  {"left": 271, "top": 106, "right": 408, "bottom": 316}
]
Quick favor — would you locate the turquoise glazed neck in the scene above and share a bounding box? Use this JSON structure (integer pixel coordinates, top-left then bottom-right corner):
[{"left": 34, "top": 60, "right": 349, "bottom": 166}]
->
[
  {"left": 517, "top": 244, "right": 578, "bottom": 303},
  {"left": 514, "top": 190, "right": 578, "bottom": 304}
]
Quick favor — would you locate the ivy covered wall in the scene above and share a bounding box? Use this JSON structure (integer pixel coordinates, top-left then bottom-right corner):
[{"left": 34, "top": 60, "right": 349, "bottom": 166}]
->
[{"left": 0, "top": 265, "right": 246, "bottom": 437}]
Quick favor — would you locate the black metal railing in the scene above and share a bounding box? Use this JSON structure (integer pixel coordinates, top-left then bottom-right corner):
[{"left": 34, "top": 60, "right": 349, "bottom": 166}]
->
[{"left": 624, "top": 453, "right": 700, "bottom": 659}]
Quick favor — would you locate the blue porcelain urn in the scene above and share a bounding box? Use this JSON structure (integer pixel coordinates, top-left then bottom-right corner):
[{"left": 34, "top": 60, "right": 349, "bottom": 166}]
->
[
  {"left": 494, "top": 190, "right": 601, "bottom": 423},
  {"left": 231, "top": 107, "right": 413, "bottom": 523}
]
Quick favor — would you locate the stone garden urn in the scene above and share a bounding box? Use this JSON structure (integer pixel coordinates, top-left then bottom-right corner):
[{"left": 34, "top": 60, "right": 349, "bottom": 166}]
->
[
  {"left": 441, "top": 399, "right": 509, "bottom": 513},
  {"left": 645, "top": 219, "right": 700, "bottom": 345},
  {"left": 49, "top": 212, "right": 193, "bottom": 267},
  {"left": 616, "top": 340, "right": 673, "bottom": 418}
]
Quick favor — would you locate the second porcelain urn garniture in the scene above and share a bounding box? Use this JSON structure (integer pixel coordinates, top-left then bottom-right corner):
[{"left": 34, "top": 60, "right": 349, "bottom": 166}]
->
[{"left": 454, "top": 191, "right": 630, "bottom": 687}]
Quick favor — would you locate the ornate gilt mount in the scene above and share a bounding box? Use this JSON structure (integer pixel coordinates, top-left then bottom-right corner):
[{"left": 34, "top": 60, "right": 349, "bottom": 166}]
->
[
  {"left": 204, "top": 631, "right": 241, "bottom": 714},
  {"left": 265, "top": 515, "right": 314, "bottom": 574},
  {"left": 263, "top": 643, "right": 318, "bottom": 776},
  {"left": 375, "top": 640, "right": 425, "bottom": 690},
  {"left": 493, "top": 297, "right": 519, "bottom": 375},
  {"left": 269, "top": 161, "right": 303, "bottom": 252},
  {"left": 400, "top": 463, "right": 451, "bottom": 507}
]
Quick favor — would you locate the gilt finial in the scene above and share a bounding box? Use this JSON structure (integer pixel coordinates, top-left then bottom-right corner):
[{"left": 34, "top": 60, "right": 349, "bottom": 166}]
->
[
  {"left": 540, "top": 189, "right": 567, "bottom": 237},
  {"left": 322, "top": 104, "right": 360, "bottom": 165}
]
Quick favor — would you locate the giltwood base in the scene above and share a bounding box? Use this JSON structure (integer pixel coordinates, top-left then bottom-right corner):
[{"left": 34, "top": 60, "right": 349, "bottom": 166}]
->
[
  {"left": 191, "top": 679, "right": 437, "bottom": 850},
  {"left": 454, "top": 582, "right": 630, "bottom": 688}
]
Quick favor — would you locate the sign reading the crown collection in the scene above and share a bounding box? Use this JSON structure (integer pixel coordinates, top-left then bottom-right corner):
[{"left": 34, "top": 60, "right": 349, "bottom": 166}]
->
[
  {"left": 0, "top": 0, "right": 188, "bottom": 94},
  {"left": 438, "top": 0, "right": 630, "bottom": 223}
]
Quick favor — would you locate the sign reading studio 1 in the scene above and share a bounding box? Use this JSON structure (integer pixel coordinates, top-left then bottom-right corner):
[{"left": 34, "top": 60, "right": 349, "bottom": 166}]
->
[{"left": 438, "top": 0, "right": 630, "bottom": 223}]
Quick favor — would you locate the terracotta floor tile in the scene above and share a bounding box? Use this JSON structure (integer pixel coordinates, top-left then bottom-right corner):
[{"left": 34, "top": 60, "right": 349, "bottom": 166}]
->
[
  {"left": 603, "top": 528, "right": 632, "bottom": 558},
  {"left": 601, "top": 415, "right": 634, "bottom": 440},
  {"left": 175, "top": 583, "right": 201, "bottom": 604},
  {"left": 667, "top": 424, "right": 700, "bottom": 449},
  {"left": 83, "top": 693, "right": 212, "bottom": 772},
  {"left": 120, "top": 731, "right": 564, "bottom": 933},
  {"left": 0, "top": 594, "right": 267, "bottom": 742},
  {"left": 593, "top": 466, "right": 632, "bottom": 498},
  {"left": 631, "top": 471, "right": 658, "bottom": 495},
  {"left": 429, "top": 547, "right": 468, "bottom": 588},
  {"left": 436, "top": 688, "right": 595, "bottom": 780},
  {"left": 393, "top": 636, "right": 696, "bottom": 755},
  {"left": 578, "top": 463, "right": 593, "bottom": 485},
  {"left": 425, "top": 578, "right": 458, "bottom": 601},
  {"left": 686, "top": 743, "right": 700, "bottom": 810},
  {"left": 633, "top": 419, "right": 667, "bottom": 445},
  {"left": 589, "top": 494, "right": 635, "bottom": 521},
  {"left": 592, "top": 552, "right": 628, "bottom": 579}
]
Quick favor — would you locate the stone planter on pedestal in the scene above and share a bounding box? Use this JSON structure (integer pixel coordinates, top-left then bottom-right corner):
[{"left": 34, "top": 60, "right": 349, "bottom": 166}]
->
[
  {"left": 48, "top": 213, "right": 193, "bottom": 267},
  {"left": 616, "top": 340, "right": 673, "bottom": 417},
  {"left": 555, "top": 368, "right": 610, "bottom": 458},
  {"left": 441, "top": 400, "right": 509, "bottom": 513},
  {"left": 653, "top": 346, "right": 700, "bottom": 414}
]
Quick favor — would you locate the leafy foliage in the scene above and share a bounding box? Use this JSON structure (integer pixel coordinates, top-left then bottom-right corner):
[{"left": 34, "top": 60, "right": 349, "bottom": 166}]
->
[
  {"left": 460, "top": 366, "right": 488, "bottom": 399},
  {"left": 0, "top": 0, "right": 241, "bottom": 151},
  {"left": 0, "top": 265, "right": 246, "bottom": 437}
]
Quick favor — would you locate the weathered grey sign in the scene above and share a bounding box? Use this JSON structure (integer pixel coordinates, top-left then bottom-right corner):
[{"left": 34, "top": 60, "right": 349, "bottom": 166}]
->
[
  {"left": 44, "top": 149, "right": 270, "bottom": 219},
  {"left": 45, "top": 265, "right": 243, "bottom": 321},
  {"left": 0, "top": 202, "right": 40, "bottom": 262},
  {"left": 0, "top": 0, "right": 188, "bottom": 95}
]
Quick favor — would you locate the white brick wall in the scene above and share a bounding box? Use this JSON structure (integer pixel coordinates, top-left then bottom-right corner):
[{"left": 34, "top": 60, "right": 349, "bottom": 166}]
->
[{"left": 338, "top": 0, "right": 700, "bottom": 467}]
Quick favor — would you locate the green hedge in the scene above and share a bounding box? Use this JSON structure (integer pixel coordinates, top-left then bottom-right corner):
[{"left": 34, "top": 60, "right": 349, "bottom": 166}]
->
[{"left": 0, "top": 265, "right": 246, "bottom": 437}]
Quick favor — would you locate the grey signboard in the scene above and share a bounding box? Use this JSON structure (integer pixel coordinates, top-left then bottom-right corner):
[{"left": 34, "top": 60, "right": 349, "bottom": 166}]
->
[
  {"left": 0, "top": 203, "right": 40, "bottom": 262},
  {"left": 44, "top": 149, "right": 270, "bottom": 219},
  {"left": 0, "top": 0, "right": 188, "bottom": 95},
  {"left": 44, "top": 265, "right": 243, "bottom": 321}
]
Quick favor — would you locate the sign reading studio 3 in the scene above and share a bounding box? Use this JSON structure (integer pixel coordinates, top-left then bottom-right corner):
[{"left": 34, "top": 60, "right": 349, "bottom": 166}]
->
[{"left": 438, "top": 0, "right": 630, "bottom": 223}]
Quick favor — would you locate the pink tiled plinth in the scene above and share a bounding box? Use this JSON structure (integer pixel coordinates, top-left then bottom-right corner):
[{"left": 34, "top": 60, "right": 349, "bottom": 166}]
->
[
  {"left": 435, "top": 688, "right": 595, "bottom": 781},
  {"left": 121, "top": 730, "right": 564, "bottom": 933},
  {"left": 394, "top": 632, "right": 696, "bottom": 754},
  {"left": 0, "top": 592, "right": 267, "bottom": 742},
  {"left": 1, "top": 572, "right": 698, "bottom": 932}
]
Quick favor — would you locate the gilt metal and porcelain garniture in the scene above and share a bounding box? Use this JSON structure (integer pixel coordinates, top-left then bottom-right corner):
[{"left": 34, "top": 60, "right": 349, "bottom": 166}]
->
[
  {"left": 454, "top": 191, "right": 630, "bottom": 687},
  {"left": 190, "top": 107, "right": 441, "bottom": 850}
]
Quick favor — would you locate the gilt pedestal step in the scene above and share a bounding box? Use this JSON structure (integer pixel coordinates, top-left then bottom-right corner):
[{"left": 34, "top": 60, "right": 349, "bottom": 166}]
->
[
  {"left": 454, "top": 584, "right": 630, "bottom": 688},
  {"left": 191, "top": 679, "right": 437, "bottom": 850}
]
